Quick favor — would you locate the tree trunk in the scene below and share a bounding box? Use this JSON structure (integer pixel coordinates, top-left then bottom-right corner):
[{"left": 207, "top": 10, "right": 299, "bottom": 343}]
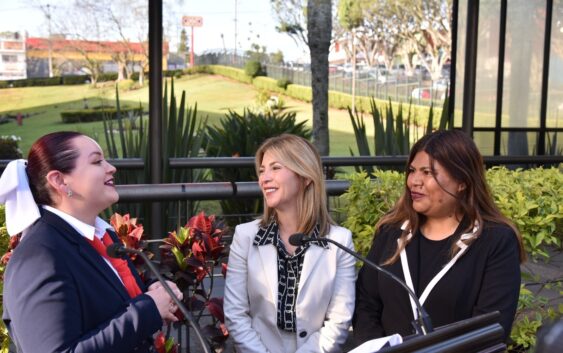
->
[{"left": 307, "top": 0, "right": 332, "bottom": 156}]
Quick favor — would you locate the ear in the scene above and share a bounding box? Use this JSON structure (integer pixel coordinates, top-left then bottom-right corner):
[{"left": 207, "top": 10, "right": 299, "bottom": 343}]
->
[
  {"left": 304, "top": 178, "right": 312, "bottom": 188},
  {"left": 45, "top": 170, "right": 68, "bottom": 196},
  {"left": 457, "top": 182, "right": 466, "bottom": 192}
]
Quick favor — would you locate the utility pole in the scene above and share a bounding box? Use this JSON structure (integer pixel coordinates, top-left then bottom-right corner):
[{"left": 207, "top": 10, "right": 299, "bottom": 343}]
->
[
  {"left": 234, "top": 0, "right": 238, "bottom": 64},
  {"left": 43, "top": 4, "right": 54, "bottom": 78}
]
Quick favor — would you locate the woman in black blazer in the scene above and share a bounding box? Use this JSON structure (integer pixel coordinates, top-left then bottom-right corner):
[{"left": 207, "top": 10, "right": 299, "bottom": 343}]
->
[
  {"left": 353, "top": 130, "right": 526, "bottom": 344},
  {"left": 0, "top": 131, "right": 182, "bottom": 353}
]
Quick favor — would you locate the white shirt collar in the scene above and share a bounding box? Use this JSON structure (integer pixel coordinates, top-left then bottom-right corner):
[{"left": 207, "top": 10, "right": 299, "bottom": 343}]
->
[{"left": 42, "top": 205, "right": 112, "bottom": 241}]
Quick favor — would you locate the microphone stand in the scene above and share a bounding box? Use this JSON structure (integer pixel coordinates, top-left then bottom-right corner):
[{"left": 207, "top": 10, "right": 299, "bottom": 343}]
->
[
  {"left": 107, "top": 243, "right": 212, "bottom": 353},
  {"left": 291, "top": 234, "right": 433, "bottom": 335}
]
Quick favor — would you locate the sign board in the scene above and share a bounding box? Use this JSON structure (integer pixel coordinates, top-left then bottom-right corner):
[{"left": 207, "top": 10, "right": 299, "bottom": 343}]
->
[{"left": 182, "top": 16, "right": 203, "bottom": 27}]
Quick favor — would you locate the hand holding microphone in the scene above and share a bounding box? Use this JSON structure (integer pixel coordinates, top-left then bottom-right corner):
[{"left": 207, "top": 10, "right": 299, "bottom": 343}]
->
[
  {"left": 106, "top": 243, "right": 212, "bottom": 353},
  {"left": 147, "top": 281, "right": 183, "bottom": 323}
]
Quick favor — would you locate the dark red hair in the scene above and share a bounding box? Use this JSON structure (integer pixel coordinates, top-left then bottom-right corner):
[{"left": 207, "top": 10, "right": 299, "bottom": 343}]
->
[{"left": 26, "top": 131, "right": 83, "bottom": 206}]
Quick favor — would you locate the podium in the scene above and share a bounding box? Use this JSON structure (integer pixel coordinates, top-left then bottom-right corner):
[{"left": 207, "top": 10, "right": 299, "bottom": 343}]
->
[{"left": 378, "top": 311, "right": 506, "bottom": 353}]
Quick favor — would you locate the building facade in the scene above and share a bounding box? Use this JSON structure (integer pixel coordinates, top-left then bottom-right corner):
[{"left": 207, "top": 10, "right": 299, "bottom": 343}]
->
[{"left": 0, "top": 32, "right": 27, "bottom": 80}]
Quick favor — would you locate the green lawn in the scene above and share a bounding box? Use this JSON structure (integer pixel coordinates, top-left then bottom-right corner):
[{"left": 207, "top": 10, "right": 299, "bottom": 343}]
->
[{"left": 0, "top": 74, "right": 374, "bottom": 156}]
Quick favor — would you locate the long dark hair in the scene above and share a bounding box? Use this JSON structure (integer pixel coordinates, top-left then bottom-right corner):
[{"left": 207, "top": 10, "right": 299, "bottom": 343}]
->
[
  {"left": 26, "top": 131, "right": 83, "bottom": 206},
  {"left": 379, "top": 130, "right": 526, "bottom": 264}
]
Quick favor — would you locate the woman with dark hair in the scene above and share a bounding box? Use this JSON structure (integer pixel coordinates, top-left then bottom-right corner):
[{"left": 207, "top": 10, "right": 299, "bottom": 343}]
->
[
  {"left": 224, "top": 134, "right": 356, "bottom": 353},
  {"left": 353, "top": 130, "right": 525, "bottom": 344},
  {"left": 0, "top": 131, "right": 182, "bottom": 353}
]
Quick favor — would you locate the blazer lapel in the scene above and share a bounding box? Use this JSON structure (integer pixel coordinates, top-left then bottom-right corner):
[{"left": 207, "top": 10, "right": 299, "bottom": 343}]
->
[
  {"left": 257, "top": 244, "right": 278, "bottom": 308},
  {"left": 298, "top": 245, "right": 324, "bottom": 293},
  {"left": 42, "top": 211, "right": 131, "bottom": 301}
]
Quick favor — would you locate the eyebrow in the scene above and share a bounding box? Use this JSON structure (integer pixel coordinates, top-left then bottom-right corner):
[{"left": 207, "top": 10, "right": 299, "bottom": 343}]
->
[{"left": 89, "top": 151, "right": 103, "bottom": 158}]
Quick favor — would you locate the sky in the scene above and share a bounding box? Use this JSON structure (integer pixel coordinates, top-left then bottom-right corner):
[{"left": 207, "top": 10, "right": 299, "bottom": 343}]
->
[{"left": 0, "top": 0, "right": 310, "bottom": 62}]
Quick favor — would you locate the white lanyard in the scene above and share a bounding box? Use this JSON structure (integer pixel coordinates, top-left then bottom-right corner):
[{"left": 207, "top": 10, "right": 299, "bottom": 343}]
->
[{"left": 398, "top": 221, "right": 479, "bottom": 320}]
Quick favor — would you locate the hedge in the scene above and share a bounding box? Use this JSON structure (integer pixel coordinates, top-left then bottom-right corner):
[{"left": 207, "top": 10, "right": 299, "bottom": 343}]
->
[
  {"left": 252, "top": 76, "right": 286, "bottom": 94},
  {"left": 62, "top": 75, "right": 90, "bottom": 85},
  {"left": 208, "top": 65, "right": 253, "bottom": 84},
  {"left": 60, "top": 106, "right": 143, "bottom": 123},
  {"left": 184, "top": 65, "right": 212, "bottom": 75},
  {"left": 286, "top": 84, "right": 312, "bottom": 102}
]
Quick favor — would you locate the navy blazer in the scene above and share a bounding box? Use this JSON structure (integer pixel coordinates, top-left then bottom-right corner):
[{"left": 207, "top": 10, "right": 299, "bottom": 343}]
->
[{"left": 2, "top": 209, "right": 162, "bottom": 353}]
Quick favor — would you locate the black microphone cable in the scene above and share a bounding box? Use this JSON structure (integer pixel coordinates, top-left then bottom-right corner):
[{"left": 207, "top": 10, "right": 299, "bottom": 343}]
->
[
  {"left": 289, "top": 233, "right": 433, "bottom": 335},
  {"left": 107, "top": 243, "right": 213, "bottom": 353}
]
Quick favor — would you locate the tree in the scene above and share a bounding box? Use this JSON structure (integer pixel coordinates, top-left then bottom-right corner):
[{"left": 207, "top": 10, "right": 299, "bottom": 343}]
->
[
  {"left": 269, "top": 50, "right": 284, "bottom": 65},
  {"left": 178, "top": 28, "right": 189, "bottom": 54},
  {"left": 271, "top": 0, "right": 333, "bottom": 155},
  {"left": 388, "top": 0, "right": 452, "bottom": 80},
  {"left": 307, "top": 0, "right": 332, "bottom": 155}
]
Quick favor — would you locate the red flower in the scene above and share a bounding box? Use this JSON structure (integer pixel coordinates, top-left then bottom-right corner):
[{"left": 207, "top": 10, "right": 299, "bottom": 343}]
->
[{"left": 153, "top": 331, "right": 178, "bottom": 353}]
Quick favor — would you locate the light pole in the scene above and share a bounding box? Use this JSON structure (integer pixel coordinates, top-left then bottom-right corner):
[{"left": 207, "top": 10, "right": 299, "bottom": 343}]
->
[
  {"left": 234, "top": 0, "right": 238, "bottom": 64},
  {"left": 44, "top": 4, "right": 53, "bottom": 78}
]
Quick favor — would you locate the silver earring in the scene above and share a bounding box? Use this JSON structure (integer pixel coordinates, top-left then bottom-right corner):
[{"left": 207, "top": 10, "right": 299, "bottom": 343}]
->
[{"left": 66, "top": 188, "right": 73, "bottom": 197}]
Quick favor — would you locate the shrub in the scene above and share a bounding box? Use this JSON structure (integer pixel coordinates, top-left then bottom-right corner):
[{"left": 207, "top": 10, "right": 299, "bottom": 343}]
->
[
  {"left": 0, "top": 81, "right": 9, "bottom": 89},
  {"left": 205, "top": 109, "right": 311, "bottom": 226},
  {"left": 163, "top": 69, "right": 183, "bottom": 78},
  {"left": 117, "top": 79, "right": 135, "bottom": 91},
  {"left": 0, "top": 135, "right": 23, "bottom": 159},
  {"left": 340, "top": 170, "right": 404, "bottom": 256},
  {"left": 253, "top": 76, "right": 285, "bottom": 94},
  {"left": 276, "top": 78, "right": 291, "bottom": 90},
  {"left": 486, "top": 166, "right": 563, "bottom": 259},
  {"left": 208, "top": 65, "right": 253, "bottom": 84},
  {"left": 184, "top": 65, "right": 212, "bottom": 75},
  {"left": 60, "top": 106, "right": 142, "bottom": 123},
  {"left": 286, "top": 84, "right": 312, "bottom": 102},
  {"left": 97, "top": 72, "right": 119, "bottom": 82},
  {"left": 244, "top": 60, "right": 264, "bottom": 78},
  {"left": 62, "top": 75, "right": 90, "bottom": 85},
  {"left": 9, "top": 76, "right": 62, "bottom": 88}
]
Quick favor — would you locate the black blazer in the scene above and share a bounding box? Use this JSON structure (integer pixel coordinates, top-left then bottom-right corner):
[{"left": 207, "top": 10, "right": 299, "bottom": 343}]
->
[
  {"left": 353, "top": 221, "right": 521, "bottom": 344},
  {"left": 3, "top": 209, "right": 162, "bottom": 353}
]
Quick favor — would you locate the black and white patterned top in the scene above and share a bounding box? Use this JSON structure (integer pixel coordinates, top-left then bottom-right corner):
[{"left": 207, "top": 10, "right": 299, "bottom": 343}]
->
[{"left": 253, "top": 220, "right": 328, "bottom": 332}]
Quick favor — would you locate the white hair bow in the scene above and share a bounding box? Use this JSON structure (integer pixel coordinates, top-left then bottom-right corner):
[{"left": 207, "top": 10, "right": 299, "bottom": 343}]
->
[{"left": 0, "top": 159, "right": 41, "bottom": 236}]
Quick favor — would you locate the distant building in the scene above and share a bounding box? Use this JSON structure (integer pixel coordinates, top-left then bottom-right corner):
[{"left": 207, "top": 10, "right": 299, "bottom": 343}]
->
[
  {"left": 0, "top": 32, "right": 27, "bottom": 80},
  {"left": 25, "top": 37, "right": 169, "bottom": 78}
]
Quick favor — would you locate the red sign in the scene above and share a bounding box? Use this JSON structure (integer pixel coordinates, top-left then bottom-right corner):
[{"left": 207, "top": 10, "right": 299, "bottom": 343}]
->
[{"left": 182, "top": 16, "right": 203, "bottom": 27}]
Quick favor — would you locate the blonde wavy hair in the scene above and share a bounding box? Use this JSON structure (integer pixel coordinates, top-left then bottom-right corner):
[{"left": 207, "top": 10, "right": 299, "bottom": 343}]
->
[{"left": 255, "top": 134, "right": 334, "bottom": 236}]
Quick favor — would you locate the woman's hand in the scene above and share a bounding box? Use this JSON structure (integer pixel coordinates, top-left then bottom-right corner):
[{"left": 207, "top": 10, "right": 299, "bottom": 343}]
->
[{"left": 146, "top": 281, "right": 183, "bottom": 323}]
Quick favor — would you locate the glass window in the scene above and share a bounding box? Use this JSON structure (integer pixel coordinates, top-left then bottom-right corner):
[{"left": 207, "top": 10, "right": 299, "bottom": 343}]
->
[
  {"left": 474, "top": 0, "right": 501, "bottom": 128},
  {"left": 2, "top": 54, "right": 18, "bottom": 63},
  {"left": 547, "top": 0, "right": 563, "bottom": 133},
  {"left": 502, "top": 0, "right": 546, "bottom": 129}
]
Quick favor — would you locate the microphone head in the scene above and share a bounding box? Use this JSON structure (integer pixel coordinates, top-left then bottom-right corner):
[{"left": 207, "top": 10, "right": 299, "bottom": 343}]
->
[
  {"left": 289, "top": 233, "right": 307, "bottom": 246},
  {"left": 106, "top": 243, "right": 128, "bottom": 259}
]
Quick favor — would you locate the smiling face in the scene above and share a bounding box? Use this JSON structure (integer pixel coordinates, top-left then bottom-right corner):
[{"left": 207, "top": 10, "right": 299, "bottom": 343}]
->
[
  {"left": 406, "top": 151, "right": 464, "bottom": 220},
  {"left": 258, "top": 149, "right": 303, "bottom": 214},
  {"left": 61, "top": 136, "right": 118, "bottom": 219}
]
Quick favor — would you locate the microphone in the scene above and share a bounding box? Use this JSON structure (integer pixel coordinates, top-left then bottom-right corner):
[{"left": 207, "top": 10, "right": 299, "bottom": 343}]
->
[
  {"left": 289, "top": 233, "right": 433, "bottom": 335},
  {"left": 106, "top": 243, "right": 212, "bottom": 353}
]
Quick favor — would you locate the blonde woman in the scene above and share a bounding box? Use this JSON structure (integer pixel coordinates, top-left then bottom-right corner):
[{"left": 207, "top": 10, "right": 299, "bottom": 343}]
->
[{"left": 224, "top": 134, "right": 356, "bottom": 353}]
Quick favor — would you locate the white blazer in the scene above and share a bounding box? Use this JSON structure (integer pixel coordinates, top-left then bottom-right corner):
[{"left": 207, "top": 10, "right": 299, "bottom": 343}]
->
[{"left": 224, "top": 219, "right": 356, "bottom": 353}]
